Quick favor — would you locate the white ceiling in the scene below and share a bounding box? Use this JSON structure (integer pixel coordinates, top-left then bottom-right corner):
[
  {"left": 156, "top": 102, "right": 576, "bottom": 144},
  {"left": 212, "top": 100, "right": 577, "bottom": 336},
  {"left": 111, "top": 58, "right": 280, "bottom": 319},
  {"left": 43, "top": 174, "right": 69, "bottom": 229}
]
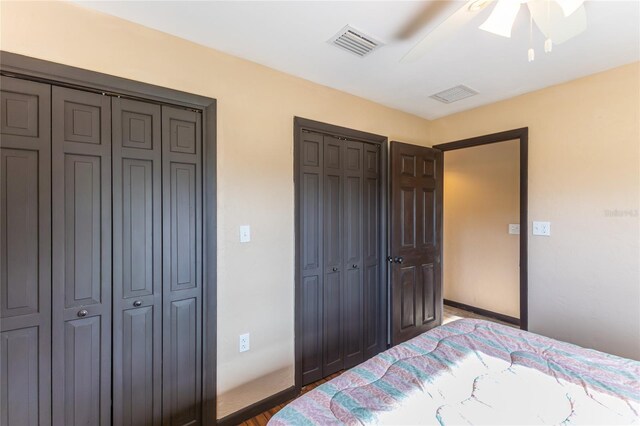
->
[{"left": 75, "top": 1, "right": 639, "bottom": 119}]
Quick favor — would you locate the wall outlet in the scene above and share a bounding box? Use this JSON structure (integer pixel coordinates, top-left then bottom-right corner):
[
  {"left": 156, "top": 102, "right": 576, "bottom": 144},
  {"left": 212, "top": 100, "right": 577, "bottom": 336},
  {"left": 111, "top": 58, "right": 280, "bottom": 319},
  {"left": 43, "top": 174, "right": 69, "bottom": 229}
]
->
[
  {"left": 532, "top": 221, "right": 551, "bottom": 236},
  {"left": 508, "top": 224, "right": 520, "bottom": 235},
  {"left": 239, "top": 225, "right": 251, "bottom": 243},
  {"left": 239, "top": 333, "right": 250, "bottom": 352}
]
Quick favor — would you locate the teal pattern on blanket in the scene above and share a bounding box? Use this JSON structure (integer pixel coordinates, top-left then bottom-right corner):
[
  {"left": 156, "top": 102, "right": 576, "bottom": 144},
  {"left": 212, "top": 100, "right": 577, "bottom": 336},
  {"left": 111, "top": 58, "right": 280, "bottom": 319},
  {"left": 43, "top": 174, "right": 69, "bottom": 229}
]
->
[{"left": 269, "top": 319, "right": 640, "bottom": 425}]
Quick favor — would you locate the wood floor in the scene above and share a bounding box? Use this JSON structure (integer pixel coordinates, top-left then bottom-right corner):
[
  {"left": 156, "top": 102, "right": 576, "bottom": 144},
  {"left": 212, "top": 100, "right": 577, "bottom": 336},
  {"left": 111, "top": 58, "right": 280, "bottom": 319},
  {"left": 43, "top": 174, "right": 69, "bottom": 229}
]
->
[
  {"left": 239, "top": 306, "right": 513, "bottom": 426},
  {"left": 443, "top": 304, "right": 517, "bottom": 328},
  {"left": 239, "top": 372, "right": 342, "bottom": 426}
]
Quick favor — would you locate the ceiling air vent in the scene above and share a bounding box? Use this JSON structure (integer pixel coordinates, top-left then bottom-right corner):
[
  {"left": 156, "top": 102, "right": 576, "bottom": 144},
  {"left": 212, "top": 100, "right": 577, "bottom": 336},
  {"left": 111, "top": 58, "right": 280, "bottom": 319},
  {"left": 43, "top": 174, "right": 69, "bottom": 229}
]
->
[
  {"left": 329, "top": 25, "right": 382, "bottom": 57},
  {"left": 430, "top": 85, "right": 478, "bottom": 104}
]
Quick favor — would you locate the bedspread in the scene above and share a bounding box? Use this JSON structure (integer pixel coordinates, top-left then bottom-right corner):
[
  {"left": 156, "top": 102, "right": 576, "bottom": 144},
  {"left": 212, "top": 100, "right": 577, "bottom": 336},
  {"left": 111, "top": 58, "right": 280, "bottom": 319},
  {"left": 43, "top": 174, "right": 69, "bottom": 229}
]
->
[{"left": 270, "top": 319, "right": 639, "bottom": 425}]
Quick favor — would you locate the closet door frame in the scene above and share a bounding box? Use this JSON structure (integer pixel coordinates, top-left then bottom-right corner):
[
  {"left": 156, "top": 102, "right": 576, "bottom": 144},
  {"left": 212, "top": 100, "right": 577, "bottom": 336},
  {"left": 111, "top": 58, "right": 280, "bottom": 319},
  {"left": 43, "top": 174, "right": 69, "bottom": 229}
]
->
[
  {"left": 293, "top": 117, "right": 388, "bottom": 392},
  {"left": 0, "top": 51, "right": 219, "bottom": 422}
]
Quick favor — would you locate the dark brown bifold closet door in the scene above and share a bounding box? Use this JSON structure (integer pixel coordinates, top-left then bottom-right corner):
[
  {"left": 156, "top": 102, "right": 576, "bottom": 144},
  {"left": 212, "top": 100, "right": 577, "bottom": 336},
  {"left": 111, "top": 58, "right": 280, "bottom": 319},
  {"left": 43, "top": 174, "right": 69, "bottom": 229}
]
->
[
  {"left": 1, "top": 72, "right": 206, "bottom": 425},
  {"left": 299, "top": 131, "right": 324, "bottom": 385},
  {"left": 161, "top": 106, "right": 203, "bottom": 426},
  {"left": 362, "top": 144, "right": 382, "bottom": 360},
  {"left": 51, "top": 86, "right": 112, "bottom": 425},
  {"left": 299, "top": 130, "right": 382, "bottom": 386},
  {"left": 112, "top": 98, "right": 162, "bottom": 425},
  {"left": 0, "top": 76, "right": 52, "bottom": 426},
  {"left": 342, "top": 140, "right": 364, "bottom": 370},
  {"left": 322, "top": 136, "right": 344, "bottom": 377}
]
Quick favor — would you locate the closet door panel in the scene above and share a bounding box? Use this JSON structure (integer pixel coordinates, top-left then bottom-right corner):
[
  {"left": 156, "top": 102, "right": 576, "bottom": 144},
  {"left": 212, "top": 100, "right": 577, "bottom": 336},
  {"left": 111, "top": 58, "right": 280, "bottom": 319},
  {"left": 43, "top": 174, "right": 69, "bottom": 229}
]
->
[
  {"left": 63, "top": 154, "right": 102, "bottom": 307},
  {"left": 363, "top": 263, "right": 380, "bottom": 355},
  {"left": 62, "top": 317, "right": 102, "bottom": 425},
  {"left": 112, "top": 99, "right": 162, "bottom": 426},
  {"left": 169, "top": 162, "right": 197, "bottom": 292},
  {"left": 162, "top": 106, "right": 202, "bottom": 426},
  {"left": 343, "top": 141, "right": 363, "bottom": 369},
  {"left": 0, "top": 90, "right": 39, "bottom": 138},
  {"left": 167, "top": 298, "right": 198, "bottom": 425},
  {"left": 322, "top": 137, "right": 343, "bottom": 376},
  {"left": 0, "top": 327, "right": 39, "bottom": 426},
  {"left": 323, "top": 270, "right": 342, "bottom": 375},
  {"left": 1, "top": 149, "right": 39, "bottom": 318},
  {"left": 121, "top": 158, "right": 154, "bottom": 298},
  {"left": 300, "top": 275, "right": 321, "bottom": 384},
  {"left": 363, "top": 145, "right": 382, "bottom": 358},
  {"left": 0, "top": 76, "right": 51, "bottom": 426},
  {"left": 299, "top": 132, "right": 323, "bottom": 385},
  {"left": 121, "top": 306, "right": 156, "bottom": 424},
  {"left": 343, "top": 143, "right": 363, "bottom": 267},
  {"left": 52, "top": 86, "right": 111, "bottom": 426}
]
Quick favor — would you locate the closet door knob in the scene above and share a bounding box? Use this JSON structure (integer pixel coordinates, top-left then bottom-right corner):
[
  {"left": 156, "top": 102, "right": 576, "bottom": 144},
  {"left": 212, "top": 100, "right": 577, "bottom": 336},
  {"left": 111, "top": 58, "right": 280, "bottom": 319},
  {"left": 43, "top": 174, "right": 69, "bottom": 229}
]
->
[
  {"left": 133, "top": 300, "right": 142, "bottom": 307},
  {"left": 352, "top": 264, "right": 358, "bottom": 269},
  {"left": 395, "top": 257, "right": 404, "bottom": 264},
  {"left": 77, "top": 309, "right": 88, "bottom": 318},
  {"left": 332, "top": 267, "right": 338, "bottom": 272}
]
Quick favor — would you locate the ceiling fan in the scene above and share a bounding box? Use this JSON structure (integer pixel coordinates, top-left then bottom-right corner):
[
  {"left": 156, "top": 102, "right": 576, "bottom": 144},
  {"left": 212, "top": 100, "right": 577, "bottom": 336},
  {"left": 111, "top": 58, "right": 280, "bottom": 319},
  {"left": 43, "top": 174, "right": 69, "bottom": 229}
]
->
[{"left": 400, "top": 0, "right": 588, "bottom": 63}]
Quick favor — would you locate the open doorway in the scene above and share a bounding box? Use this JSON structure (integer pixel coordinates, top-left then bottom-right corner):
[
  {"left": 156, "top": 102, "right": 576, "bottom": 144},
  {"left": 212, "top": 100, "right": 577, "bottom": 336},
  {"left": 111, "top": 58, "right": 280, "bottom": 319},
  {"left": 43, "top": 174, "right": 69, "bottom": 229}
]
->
[{"left": 434, "top": 128, "right": 528, "bottom": 330}]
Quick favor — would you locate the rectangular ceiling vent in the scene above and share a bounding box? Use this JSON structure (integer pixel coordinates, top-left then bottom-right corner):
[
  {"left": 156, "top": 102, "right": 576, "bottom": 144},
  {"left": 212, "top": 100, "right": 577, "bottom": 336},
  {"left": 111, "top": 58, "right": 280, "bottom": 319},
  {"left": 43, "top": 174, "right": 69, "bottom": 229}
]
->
[
  {"left": 430, "top": 85, "right": 478, "bottom": 104},
  {"left": 329, "top": 25, "right": 382, "bottom": 57}
]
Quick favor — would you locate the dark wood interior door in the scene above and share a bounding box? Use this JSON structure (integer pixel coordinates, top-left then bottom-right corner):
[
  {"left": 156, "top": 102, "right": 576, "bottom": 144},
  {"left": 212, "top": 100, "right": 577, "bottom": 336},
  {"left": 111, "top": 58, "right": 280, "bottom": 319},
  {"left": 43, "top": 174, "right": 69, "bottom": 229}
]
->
[
  {"left": 362, "top": 143, "right": 383, "bottom": 360},
  {"left": 51, "top": 86, "right": 112, "bottom": 426},
  {"left": 112, "top": 98, "right": 162, "bottom": 426},
  {"left": 322, "top": 136, "right": 344, "bottom": 376},
  {"left": 298, "top": 127, "right": 384, "bottom": 386},
  {"left": 299, "top": 131, "right": 324, "bottom": 385},
  {"left": 390, "top": 141, "right": 442, "bottom": 345},
  {"left": 1, "top": 66, "right": 210, "bottom": 424},
  {"left": 0, "top": 76, "right": 52, "bottom": 426},
  {"left": 342, "top": 140, "right": 364, "bottom": 369},
  {"left": 161, "top": 106, "right": 203, "bottom": 426}
]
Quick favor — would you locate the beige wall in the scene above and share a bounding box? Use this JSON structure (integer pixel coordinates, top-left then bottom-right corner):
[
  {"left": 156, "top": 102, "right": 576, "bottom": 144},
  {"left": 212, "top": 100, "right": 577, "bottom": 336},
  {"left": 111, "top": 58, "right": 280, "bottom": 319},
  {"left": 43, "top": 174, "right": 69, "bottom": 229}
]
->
[
  {"left": 2, "top": 0, "right": 638, "bottom": 419},
  {"left": 444, "top": 140, "right": 520, "bottom": 318},
  {"left": 0, "top": 0, "right": 432, "bottom": 418},
  {"left": 431, "top": 62, "right": 640, "bottom": 360}
]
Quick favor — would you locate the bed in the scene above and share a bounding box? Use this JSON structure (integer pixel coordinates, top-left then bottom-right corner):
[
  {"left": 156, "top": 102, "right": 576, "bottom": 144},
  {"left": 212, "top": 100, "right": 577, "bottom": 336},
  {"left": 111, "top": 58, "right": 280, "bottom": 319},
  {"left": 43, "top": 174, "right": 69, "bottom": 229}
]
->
[{"left": 270, "top": 319, "right": 639, "bottom": 425}]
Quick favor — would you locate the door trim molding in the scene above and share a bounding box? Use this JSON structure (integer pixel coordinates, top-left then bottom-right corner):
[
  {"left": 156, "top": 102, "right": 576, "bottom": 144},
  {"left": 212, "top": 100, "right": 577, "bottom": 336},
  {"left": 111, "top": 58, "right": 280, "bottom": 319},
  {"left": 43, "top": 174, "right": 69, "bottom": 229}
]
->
[
  {"left": 293, "top": 117, "right": 389, "bottom": 393},
  {"left": 0, "top": 51, "right": 218, "bottom": 422},
  {"left": 434, "top": 127, "right": 529, "bottom": 331}
]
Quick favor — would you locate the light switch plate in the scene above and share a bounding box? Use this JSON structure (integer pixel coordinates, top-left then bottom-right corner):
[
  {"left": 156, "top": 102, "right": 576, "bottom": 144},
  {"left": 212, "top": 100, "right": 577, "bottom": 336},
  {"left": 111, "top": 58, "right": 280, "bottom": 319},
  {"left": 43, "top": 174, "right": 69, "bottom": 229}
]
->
[
  {"left": 239, "top": 225, "right": 251, "bottom": 243},
  {"left": 532, "top": 221, "right": 551, "bottom": 236},
  {"left": 239, "top": 333, "right": 250, "bottom": 352},
  {"left": 508, "top": 224, "right": 520, "bottom": 235}
]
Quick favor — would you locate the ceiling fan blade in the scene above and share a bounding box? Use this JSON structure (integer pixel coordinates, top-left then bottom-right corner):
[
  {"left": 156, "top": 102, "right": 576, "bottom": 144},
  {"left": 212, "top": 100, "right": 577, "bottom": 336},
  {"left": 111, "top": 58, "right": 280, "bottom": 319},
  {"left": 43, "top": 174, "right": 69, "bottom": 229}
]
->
[
  {"left": 528, "top": 0, "right": 587, "bottom": 44},
  {"left": 394, "top": 1, "right": 461, "bottom": 41},
  {"left": 479, "top": 0, "right": 522, "bottom": 38},
  {"left": 555, "top": 0, "right": 585, "bottom": 16},
  {"left": 400, "top": 0, "right": 486, "bottom": 63}
]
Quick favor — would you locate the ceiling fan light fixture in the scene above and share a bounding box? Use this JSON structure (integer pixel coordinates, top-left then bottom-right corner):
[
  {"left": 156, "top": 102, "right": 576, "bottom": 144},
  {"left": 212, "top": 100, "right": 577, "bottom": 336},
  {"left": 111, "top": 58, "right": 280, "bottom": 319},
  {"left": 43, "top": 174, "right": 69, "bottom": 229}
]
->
[
  {"left": 528, "top": 47, "right": 535, "bottom": 62},
  {"left": 479, "top": 0, "right": 522, "bottom": 38},
  {"left": 544, "top": 38, "right": 553, "bottom": 53},
  {"left": 555, "top": 0, "right": 584, "bottom": 17}
]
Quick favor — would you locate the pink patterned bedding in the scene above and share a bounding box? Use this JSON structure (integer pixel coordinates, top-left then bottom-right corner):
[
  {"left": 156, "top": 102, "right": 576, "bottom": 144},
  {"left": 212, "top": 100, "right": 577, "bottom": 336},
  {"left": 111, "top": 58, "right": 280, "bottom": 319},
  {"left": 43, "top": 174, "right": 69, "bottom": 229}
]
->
[{"left": 270, "top": 319, "right": 639, "bottom": 425}]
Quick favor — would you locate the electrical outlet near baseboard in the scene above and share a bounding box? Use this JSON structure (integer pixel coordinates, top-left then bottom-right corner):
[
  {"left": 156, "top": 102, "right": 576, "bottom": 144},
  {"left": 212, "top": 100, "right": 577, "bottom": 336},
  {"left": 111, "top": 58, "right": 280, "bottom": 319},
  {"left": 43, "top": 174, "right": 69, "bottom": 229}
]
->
[{"left": 239, "top": 333, "right": 250, "bottom": 352}]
